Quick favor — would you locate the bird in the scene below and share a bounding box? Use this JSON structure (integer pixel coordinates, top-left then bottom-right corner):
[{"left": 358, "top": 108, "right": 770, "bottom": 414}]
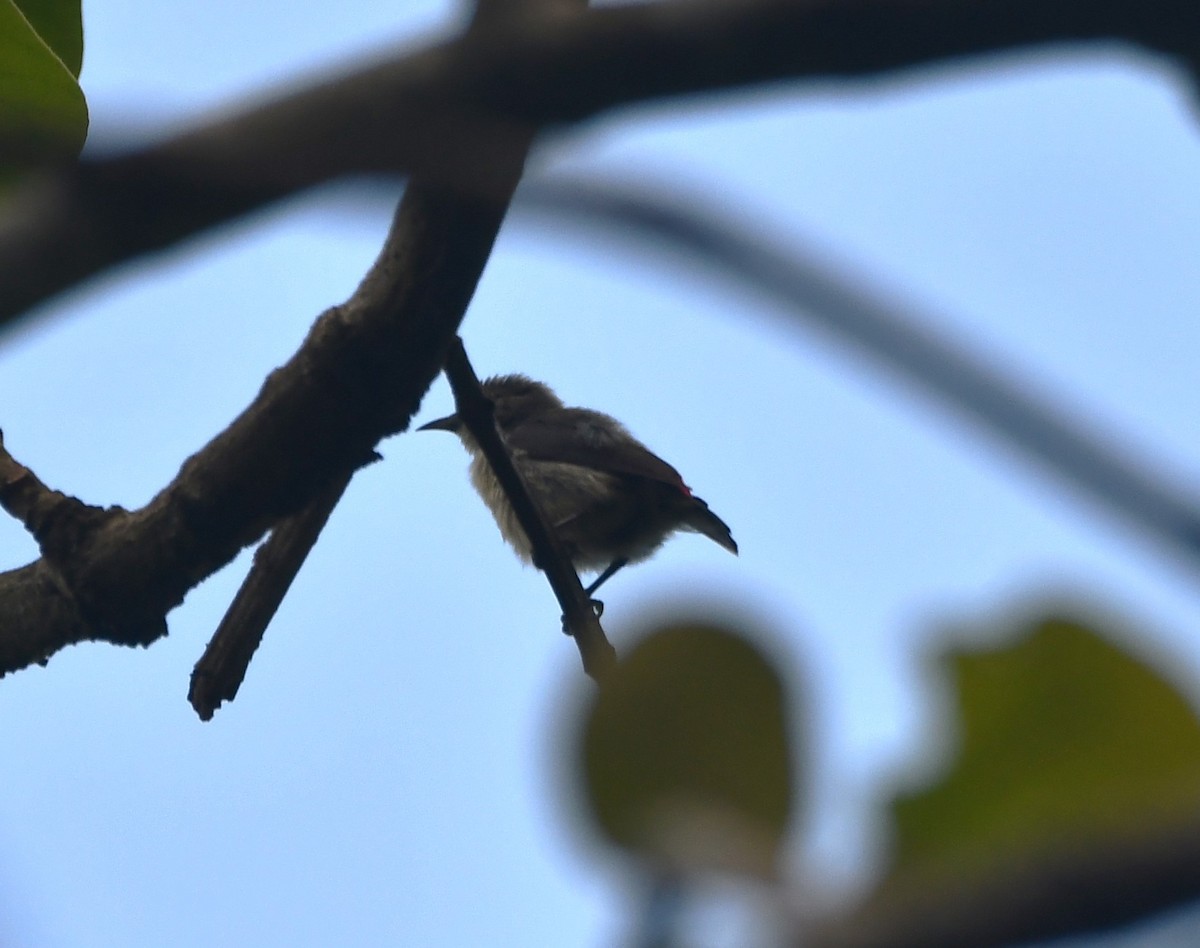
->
[{"left": 419, "top": 374, "right": 738, "bottom": 597}]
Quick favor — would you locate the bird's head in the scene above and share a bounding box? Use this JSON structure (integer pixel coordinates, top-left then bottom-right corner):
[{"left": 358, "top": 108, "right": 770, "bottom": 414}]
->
[{"left": 417, "top": 374, "right": 563, "bottom": 435}]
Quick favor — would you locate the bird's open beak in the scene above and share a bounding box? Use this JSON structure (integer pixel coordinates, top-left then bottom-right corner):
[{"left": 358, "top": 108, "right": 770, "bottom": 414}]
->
[{"left": 417, "top": 412, "right": 461, "bottom": 432}]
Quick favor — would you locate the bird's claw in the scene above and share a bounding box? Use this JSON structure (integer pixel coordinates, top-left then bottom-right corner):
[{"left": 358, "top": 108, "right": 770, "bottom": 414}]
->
[{"left": 561, "top": 598, "right": 605, "bottom": 634}]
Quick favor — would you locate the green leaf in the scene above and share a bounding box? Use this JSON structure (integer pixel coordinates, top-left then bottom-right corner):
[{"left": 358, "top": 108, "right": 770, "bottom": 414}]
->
[
  {"left": 885, "top": 614, "right": 1200, "bottom": 893},
  {"left": 0, "top": 0, "right": 87, "bottom": 166},
  {"left": 579, "top": 621, "right": 796, "bottom": 878},
  {"left": 14, "top": 0, "right": 83, "bottom": 77}
]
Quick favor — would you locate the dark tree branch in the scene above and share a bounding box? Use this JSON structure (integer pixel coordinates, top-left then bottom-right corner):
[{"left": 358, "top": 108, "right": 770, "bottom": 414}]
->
[
  {"left": 187, "top": 469, "right": 356, "bottom": 720},
  {"left": 0, "top": 432, "right": 162, "bottom": 654},
  {"left": 0, "top": 430, "right": 112, "bottom": 553},
  {"left": 0, "top": 141, "right": 536, "bottom": 680},
  {"left": 442, "top": 337, "right": 616, "bottom": 682},
  {"left": 3, "top": 0, "right": 1198, "bottom": 326},
  {"left": 181, "top": 0, "right": 593, "bottom": 717}
]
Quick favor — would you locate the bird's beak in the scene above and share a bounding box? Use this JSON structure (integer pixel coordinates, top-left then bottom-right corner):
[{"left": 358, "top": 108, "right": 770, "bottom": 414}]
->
[{"left": 417, "top": 412, "right": 461, "bottom": 432}]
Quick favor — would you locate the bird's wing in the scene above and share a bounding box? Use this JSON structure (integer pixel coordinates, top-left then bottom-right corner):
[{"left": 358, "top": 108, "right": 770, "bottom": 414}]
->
[{"left": 504, "top": 409, "right": 692, "bottom": 494}]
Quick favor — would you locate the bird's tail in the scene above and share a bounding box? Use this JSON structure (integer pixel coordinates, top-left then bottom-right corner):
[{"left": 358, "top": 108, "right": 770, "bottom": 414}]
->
[{"left": 686, "top": 497, "right": 738, "bottom": 555}]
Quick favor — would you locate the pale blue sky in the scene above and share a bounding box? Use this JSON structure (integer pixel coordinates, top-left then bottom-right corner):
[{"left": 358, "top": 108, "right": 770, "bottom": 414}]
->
[{"left": 3, "top": 2, "right": 1200, "bottom": 945}]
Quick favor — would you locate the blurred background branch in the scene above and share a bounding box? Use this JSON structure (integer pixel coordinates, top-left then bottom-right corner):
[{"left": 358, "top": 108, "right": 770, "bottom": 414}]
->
[
  {"left": 516, "top": 176, "right": 1200, "bottom": 584},
  {"left": 4, "top": 0, "right": 1199, "bottom": 327}
]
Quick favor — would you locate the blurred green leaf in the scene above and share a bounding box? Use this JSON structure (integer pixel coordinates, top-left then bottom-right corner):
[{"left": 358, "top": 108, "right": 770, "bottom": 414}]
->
[
  {"left": 885, "top": 614, "right": 1200, "bottom": 892},
  {"left": 579, "top": 621, "right": 796, "bottom": 878},
  {"left": 1, "top": 0, "right": 88, "bottom": 166},
  {"left": 14, "top": 0, "right": 83, "bottom": 77}
]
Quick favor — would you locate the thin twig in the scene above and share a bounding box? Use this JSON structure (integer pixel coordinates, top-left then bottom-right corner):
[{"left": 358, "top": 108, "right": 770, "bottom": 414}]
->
[
  {"left": 188, "top": 470, "right": 354, "bottom": 720},
  {"left": 0, "top": 430, "right": 123, "bottom": 577},
  {"left": 0, "top": 429, "right": 77, "bottom": 538},
  {"left": 442, "top": 337, "right": 617, "bottom": 682}
]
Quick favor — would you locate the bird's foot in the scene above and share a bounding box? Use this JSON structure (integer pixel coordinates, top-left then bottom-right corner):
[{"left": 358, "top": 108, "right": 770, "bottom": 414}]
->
[{"left": 560, "top": 599, "right": 604, "bottom": 634}]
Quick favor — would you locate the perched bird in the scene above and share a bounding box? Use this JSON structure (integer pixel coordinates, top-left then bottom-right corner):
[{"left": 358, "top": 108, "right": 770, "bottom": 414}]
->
[{"left": 419, "top": 374, "right": 738, "bottom": 596}]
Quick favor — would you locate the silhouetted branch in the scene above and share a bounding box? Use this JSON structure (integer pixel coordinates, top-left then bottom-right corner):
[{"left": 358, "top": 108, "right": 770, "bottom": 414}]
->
[
  {"left": 0, "top": 429, "right": 102, "bottom": 547},
  {"left": 0, "top": 140, "right": 535, "bottom": 683},
  {"left": 442, "top": 337, "right": 616, "bottom": 682},
  {"left": 188, "top": 469, "right": 356, "bottom": 720},
  {"left": 4, "top": 0, "right": 1198, "bottom": 326},
  {"left": 0, "top": 430, "right": 164, "bottom": 661},
  {"left": 181, "top": 0, "right": 588, "bottom": 716},
  {"left": 182, "top": 0, "right": 559, "bottom": 723}
]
